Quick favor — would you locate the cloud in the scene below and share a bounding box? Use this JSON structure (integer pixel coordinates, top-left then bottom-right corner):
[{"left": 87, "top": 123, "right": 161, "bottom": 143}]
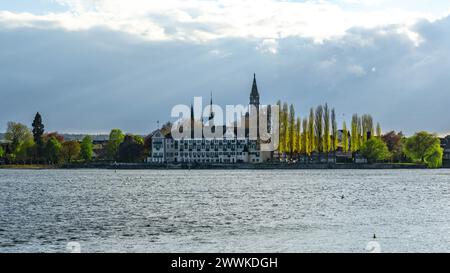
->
[
  {"left": 1, "top": 0, "right": 449, "bottom": 43},
  {"left": 347, "top": 64, "right": 367, "bottom": 77},
  {"left": 1, "top": 2, "right": 450, "bottom": 135}
]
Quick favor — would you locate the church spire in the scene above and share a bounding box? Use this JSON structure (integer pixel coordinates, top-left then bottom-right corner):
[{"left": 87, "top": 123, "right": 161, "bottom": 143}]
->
[{"left": 250, "top": 73, "right": 260, "bottom": 106}]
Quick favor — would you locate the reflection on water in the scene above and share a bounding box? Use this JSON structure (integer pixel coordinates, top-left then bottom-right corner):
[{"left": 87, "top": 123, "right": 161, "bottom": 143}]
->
[{"left": 0, "top": 169, "right": 449, "bottom": 253}]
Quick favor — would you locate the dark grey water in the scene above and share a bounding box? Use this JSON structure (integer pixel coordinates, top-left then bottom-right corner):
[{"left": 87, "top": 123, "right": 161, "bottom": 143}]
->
[{"left": 0, "top": 169, "right": 449, "bottom": 253}]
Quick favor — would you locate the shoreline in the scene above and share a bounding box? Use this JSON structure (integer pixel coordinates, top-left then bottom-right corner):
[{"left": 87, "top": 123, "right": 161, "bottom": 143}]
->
[{"left": 0, "top": 162, "right": 441, "bottom": 170}]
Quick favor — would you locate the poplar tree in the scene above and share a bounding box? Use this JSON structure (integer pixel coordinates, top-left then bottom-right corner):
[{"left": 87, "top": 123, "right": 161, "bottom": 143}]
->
[
  {"left": 376, "top": 122, "right": 382, "bottom": 138},
  {"left": 323, "top": 103, "right": 330, "bottom": 153},
  {"left": 357, "top": 116, "right": 363, "bottom": 149},
  {"left": 302, "top": 119, "right": 309, "bottom": 155},
  {"left": 351, "top": 114, "right": 359, "bottom": 152},
  {"left": 308, "top": 108, "right": 315, "bottom": 153},
  {"left": 288, "top": 104, "right": 295, "bottom": 156},
  {"left": 276, "top": 100, "right": 284, "bottom": 154},
  {"left": 294, "top": 117, "right": 301, "bottom": 154},
  {"left": 315, "top": 105, "right": 324, "bottom": 153},
  {"left": 282, "top": 103, "right": 289, "bottom": 154},
  {"left": 331, "top": 108, "right": 338, "bottom": 152},
  {"left": 343, "top": 121, "right": 349, "bottom": 153}
]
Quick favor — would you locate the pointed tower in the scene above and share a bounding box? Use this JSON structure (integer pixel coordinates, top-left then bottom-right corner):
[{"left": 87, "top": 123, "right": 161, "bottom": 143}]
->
[
  {"left": 250, "top": 73, "right": 260, "bottom": 107},
  {"left": 249, "top": 73, "right": 260, "bottom": 141}
]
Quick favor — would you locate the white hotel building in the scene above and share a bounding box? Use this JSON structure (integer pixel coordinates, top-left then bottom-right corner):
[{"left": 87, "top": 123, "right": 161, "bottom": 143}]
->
[{"left": 149, "top": 75, "right": 272, "bottom": 164}]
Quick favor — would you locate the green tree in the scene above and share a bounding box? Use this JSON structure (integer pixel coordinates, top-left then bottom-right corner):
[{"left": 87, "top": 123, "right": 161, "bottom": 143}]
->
[
  {"left": 382, "top": 131, "right": 404, "bottom": 162},
  {"left": 331, "top": 108, "right": 338, "bottom": 152},
  {"left": 118, "top": 135, "right": 145, "bottom": 163},
  {"left": 80, "top": 136, "right": 94, "bottom": 162},
  {"left": 15, "top": 137, "right": 34, "bottom": 164},
  {"left": 361, "top": 114, "right": 374, "bottom": 143},
  {"left": 376, "top": 122, "right": 382, "bottom": 138},
  {"left": 315, "top": 105, "right": 324, "bottom": 153},
  {"left": 32, "top": 112, "right": 45, "bottom": 154},
  {"left": 0, "top": 146, "right": 4, "bottom": 158},
  {"left": 308, "top": 108, "right": 315, "bottom": 153},
  {"left": 295, "top": 117, "right": 301, "bottom": 154},
  {"left": 323, "top": 103, "right": 330, "bottom": 153},
  {"left": 5, "top": 122, "right": 34, "bottom": 162},
  {"left": 276, "top": 100, "right": 283, "bottom": 154},
  {"left": 5, "top": 122, "right": 32, "bottom": 152},
  {"left": 360, "top": 138, "right": 391, "bottom": 163},
  {"left": 342, "top": 121, "right": 349, "bottom": 153},
  {"left": 107, "top": 129, "right": 125, "bottom": 161},
  {"left": 302, "top": 119, "right": 309, "bottom": 155},
  {"left": 357, "top": 116, "right": 363, "bottom": 148},
  {"left": 424, "top": 143, "right": 443, "bottom": 168},
  {"left": 45, "top": 136, "right": 62, "bottom": 164},
  {"left": 351, "top": 114, "right": 359, "bottom": 152},
  {"left": 282, "top": 103, "right": 289, "bottom": 154},
  {"left": 404, "top": 132, "right": 442, "bottom": 167},
  {"left": 61, "top": 141, "right": 81, "bottom": 163},
  {"left": 288, "top": 104, "right": 295, "bottom": 156}
]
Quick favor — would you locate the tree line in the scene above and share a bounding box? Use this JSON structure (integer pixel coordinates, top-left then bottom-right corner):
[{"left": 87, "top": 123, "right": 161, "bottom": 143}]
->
[
  {"left": 0, "top": 113, "right": 148, "bottom": 165},
  {"left": 0, "top": 110, "right": 445, "bottom": 168},
  {"left": 276, "top": 101, "right": 443, "bottom": 168}
]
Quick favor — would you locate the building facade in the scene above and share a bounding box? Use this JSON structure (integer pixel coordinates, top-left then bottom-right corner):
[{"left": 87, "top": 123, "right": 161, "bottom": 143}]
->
[
  {"left": 149, "top": 74, "right": 272, "bottom": 164},
  {"left": 440, "top": 136, "right": 450, "bottom": 162}
]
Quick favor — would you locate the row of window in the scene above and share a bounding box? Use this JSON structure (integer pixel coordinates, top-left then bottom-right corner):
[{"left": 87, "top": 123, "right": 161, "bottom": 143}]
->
[{"left": 163, "top": 152, "right": 261, "bottom": 158}]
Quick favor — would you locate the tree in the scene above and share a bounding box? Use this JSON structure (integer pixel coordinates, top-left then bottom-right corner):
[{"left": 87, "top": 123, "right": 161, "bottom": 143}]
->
[
  {"left": 308, "top": 108, "right": 315, "bottom": 153},
  {"left": 288, "top": 104, "right": 295, "bottom": 156},
  {"left": 5, "top": 122, "right": 32, "bottom": 151},
  {"left": 382, "top": 131, "right": 404, "bottom": 162},
  {"left": 60, "top": 141, "right": 81, "bottom": 163},
  {"left": 323, "top": 103, "right": 330, "bottom": 153},
  {"left": 32, "top": 112, "right": 45, "bottom": 153},
  {"left": 424, "top": 143, "right": 443, "bottom": 168},
  {"left": 107, "top": 129, "right": 125, "bottom": 161},
  {"left": 361, "top": 114, "right": 374, "bottom": 143},
  {"left": 351, "top": 114, "right": 359, "bottom": 152},
  {"left": 5, "top": 122, "right": 34, "bottom": 162},
  {"left": 376, "top": 123, "right": 382, "bottom": 138},
  {"left": 118, "top": 135, "right": 145, "bottom": 163},
  {"left": 314, "top": 105, "right": 324, "bottom": 153},
  {"left": 294, "top": 117, "right": 301, "bottom": 154},
  {"left": 0, "top": 146, "right": 4, "bottom": 158},
  {"left": 281, "top": 103, "right": 289, "bottom": 154},
  {"left": 15, "top": 137, "right": 34, "bottom": 164},
  {"left": 302, "top": 119, "right": 309, "bottom": 155},
  {"left": 276, "top": 100, "right": 283, "bottom": 154},
  {"left": 44, "top": 132, "right": 64, "bottom": 143},
  {"left": 357, "top": 116, "right": 363, "bottom": 148},
  {"left": 80, "top": 136, "right": 94, "bottom": 162},
  {"left": 360, "top": 138, "right": 391, "bottom": 163},
  {"left": 342, "top": 121, "right": 349, "bottom": 153},
  {"left": 331, "top": 108, "right": 338, "bottom": 152},
  {"left": 45, "top": 136, "right": 62, "bottom": 164},
  {"left": 404, "top": 132, "right": 442, "bottom": 167}
]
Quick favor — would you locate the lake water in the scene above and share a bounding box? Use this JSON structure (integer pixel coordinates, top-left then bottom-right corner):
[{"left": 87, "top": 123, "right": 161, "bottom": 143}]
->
[{"left": 0, "top": 169, "right": 449, "bottom": 253}]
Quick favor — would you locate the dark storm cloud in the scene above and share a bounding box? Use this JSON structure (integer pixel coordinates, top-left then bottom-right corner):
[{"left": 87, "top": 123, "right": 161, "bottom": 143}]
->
[{"left": 1, "top": 16, "right": 450, "bottom": 135}]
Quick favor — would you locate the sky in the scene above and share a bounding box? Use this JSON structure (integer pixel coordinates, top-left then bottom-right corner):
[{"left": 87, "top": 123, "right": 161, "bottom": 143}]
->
[{"left": 1, "top": 0, "right": 450, "bottom": 135}]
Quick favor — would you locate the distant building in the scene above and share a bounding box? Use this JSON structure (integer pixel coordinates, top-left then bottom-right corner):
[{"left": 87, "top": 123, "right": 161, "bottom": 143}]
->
[
  {"left": 148, "top": 74, "right": 272, "bottom": 164},
  {"left": 440, "top": 136, "right": 450, "bottom": 161}
]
